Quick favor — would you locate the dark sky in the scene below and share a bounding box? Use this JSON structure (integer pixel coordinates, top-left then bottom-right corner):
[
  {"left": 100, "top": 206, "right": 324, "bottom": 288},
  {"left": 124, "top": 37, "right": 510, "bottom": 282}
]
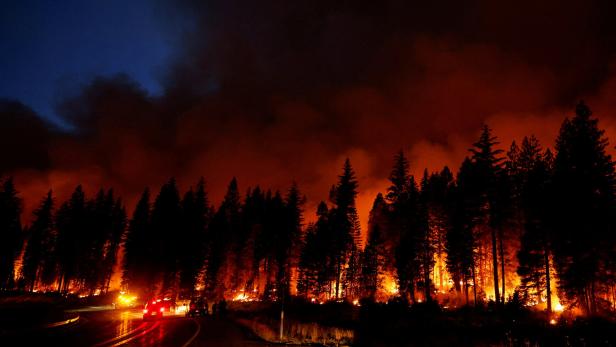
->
[
  {"left": 3, "top": 0, "right": 616, "bottom": 231},
  {"left": 0, "top": 0, "right": 182, "bottom": 128}
]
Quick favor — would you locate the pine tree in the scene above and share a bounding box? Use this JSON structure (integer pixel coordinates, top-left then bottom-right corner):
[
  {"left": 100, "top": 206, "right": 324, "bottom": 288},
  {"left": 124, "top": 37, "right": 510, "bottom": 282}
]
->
[
  {"left": 55, "top": 185, "right": 87, "bottom": 293},
  {"left": 394, "top": 176, "right": 421, "bottom": 303},
  {"left": 423, "top": 168, "right": 453, "bottom": 292},
  {"left": 276, "top": 183, "right": 304, "bottom": 299},
  {"left": 22, "top": 191, "right": 54, "bottom": 292},
  {"left": 123, "top": 189, "right": 152, "bottom": 296},
  {"left": 101, "top": 195, "right": 126, "bottom": 293},
  {"left": 344, "top": 244, "right": 362, "bottom": 299},
  {"left": 361, "top": 194, "right": 388, "bottom": 301},
  {"left": 246, "top": 187, "right": 267, "bottom": 296},
  {"left": 513, "top": 137, "right": 553, "bottom": 310},
  {"left": 386, "top": 151, "right": 413, "bottom": 300},
  {"left": 447, "top": 158, "right": 481, "bottom": 304},
  {"left": 0, "top": 178, "right": 22, "bottom": 290},
  {"left": 151, "top": 178, "right": 182, "bottom": 295},
  {"left": 469, "top": 125, "right": 506, "bottom": 304},
  {"left": 551, "top": 101, "right": 616, "bottom": 314},
  {"left": 387, "top": 150, "right": 410, "bottom": 205},
  {"left": 178, "top": 178, "right": 210, "bottom": 297},
  {"left": 297, "top": 222, "right": 319, "bottom": 298},
  {"left": 418, "top": 171, "right": 434, "bottom": 303},
  {"left": 206, "top": 178, "right": 242, "bottom": 299},
  {"left": 329, "top": 159, "right": 360, "bottom": 299},
  {"left": 297, "top": 202, "right": 329, "bottom": 299},
  {"left": 261, "top": 190, "right": 286, "bottom": 299},
  {"left": 82, "top": 189, "right": 113, "bottom": 294}
]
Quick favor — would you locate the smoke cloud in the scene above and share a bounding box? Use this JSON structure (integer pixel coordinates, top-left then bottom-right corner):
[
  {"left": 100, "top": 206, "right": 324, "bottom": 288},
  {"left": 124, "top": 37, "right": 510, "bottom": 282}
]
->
[{"left": 4, "top": 0, "right": 616, "bottom": 234}]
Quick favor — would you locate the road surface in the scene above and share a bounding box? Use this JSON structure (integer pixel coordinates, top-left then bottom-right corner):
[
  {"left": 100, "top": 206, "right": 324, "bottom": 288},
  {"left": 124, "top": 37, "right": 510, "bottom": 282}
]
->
[{"left": 4, "top": 308, "right": 269, "bottom": 347}]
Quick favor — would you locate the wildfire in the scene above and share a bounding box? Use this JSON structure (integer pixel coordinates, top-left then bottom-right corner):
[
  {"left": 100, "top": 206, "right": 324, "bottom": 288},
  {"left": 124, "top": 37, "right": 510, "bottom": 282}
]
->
[
  {"left": 383, "top": 274, "right": 398, "bottom": 295},
  {"left": 549, "top": 290, "right": 565, "bottom": 313},
  {"left": 232, "top": 291, "right": 257, "bottom": 302},
  {"left": 553, "top": 301, "right": 564, "bottom": 312},
  {"left": 375, "top": 272, "right": 399, "bottom": 302}
]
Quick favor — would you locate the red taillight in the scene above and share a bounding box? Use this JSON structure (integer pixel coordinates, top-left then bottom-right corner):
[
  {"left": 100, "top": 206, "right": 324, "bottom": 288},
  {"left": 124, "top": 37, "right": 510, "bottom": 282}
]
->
[
  {"left": 159, "top": 307, "right": 164, "bottom": 312},
  {"left": 143, "top": 309, "right": 148, "bottom": 314}
]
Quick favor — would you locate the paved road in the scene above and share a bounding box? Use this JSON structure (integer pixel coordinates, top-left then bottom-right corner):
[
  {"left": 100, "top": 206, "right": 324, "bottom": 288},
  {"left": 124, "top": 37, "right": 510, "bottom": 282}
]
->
[{"left": 4, "top": 309, "right": 269, "bottom": 347}]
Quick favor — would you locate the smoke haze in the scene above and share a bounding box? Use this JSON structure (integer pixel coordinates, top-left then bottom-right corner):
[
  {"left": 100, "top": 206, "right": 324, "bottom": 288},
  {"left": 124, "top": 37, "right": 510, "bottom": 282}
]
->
[{"left": 4, "top": 0, "right": 616, "bottom": 234}]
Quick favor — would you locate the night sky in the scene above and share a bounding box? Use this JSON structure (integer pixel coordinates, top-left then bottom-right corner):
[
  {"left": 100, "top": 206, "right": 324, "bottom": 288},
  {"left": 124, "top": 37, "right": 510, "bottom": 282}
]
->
[
  {"left": 0, "top": 0, "right": 186, "bottom": 128},
  {"left": 3, "top": 0, "right": 616, "bottom": 230}
]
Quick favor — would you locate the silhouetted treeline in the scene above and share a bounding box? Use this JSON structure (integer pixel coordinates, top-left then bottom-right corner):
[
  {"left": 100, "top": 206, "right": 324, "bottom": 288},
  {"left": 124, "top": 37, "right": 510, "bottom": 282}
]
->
[
  {"left": 0, "top": 184, "right": 127, "bottom": 295},
  {"left": 1, "top": 102, "right": 615, "bottom": 315}
]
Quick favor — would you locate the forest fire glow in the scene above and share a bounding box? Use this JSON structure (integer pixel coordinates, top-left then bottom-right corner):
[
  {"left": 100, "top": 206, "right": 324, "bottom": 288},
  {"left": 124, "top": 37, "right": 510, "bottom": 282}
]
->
[
  {"left": 554, "top": 302, "right": 564, "bottom": 313},
  {"left": 382, "top": 274, "right": 399, "bottom": 297},
  {"left": 232, "top": 291, "right": 257, "bottom": 302},
  {"left": 2, "top": 102, "right": 616, "bottom": 319}
]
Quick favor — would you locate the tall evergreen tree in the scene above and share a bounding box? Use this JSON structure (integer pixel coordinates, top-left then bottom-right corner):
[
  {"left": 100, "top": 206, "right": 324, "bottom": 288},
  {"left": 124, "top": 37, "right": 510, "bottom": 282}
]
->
[
  {"left": 101, "top": 194, "right": 126, "bottom": 293},
  {"left": 361, "top": 193, "right": 388, "bottom": 301},
  {"left": 22, "top": 191, "right": 54, "bottom": 291},
  {"left": 260, "top": 190, "right": 286, "bottom": 299},
  {"left": 513, "top": 137, "right": 553, "bottom": 311},
  {"left": 123, "top": 189, "right": 152, "bottom": 296},
  {"left": 275, "top": 183, "right": 304, "bottom": 299},
  {"left": 178, "top": 178, "right": 210, "bottom": 297},
  {"left": 469, "top": 125, "right": 506, "bottom": 304},
  {"left": 245, "top": 187, "right": 267, "bottom": 295},
  {"left": 423, "top": 168, "right": 453, "bottom": 291},
  {"left": 329, "top": 159, "right": 359, "bottom": 299},
  {"left": 551, "top": 102, "right": 616, "bottom": 314},
  {"left": 297, "top": 202, "right": 329, "bottom": 299},
  {"left": 55, "top": 185, "right": 87, "bottom": 293},
  {"left": 394, "top": 176, "right": 422, "bottom": 303},
  {"left": 0, "top": 178, "right": 22, "bottom": 290},
  {"left": 151, "top": 178, "right": 182, "bottom": 295},
  {"left": 447, "top": 158, "right": 482, "bottom": 304},
  {"left": 387, "top": 150, "right": 411, "bottom": 205},
  {"left": 81, "top": 189, "right": 114, "bottom": 294},
  {"left": 206, "top": 178, "right": 242, "bottom": 299},
  {"left": 386, "top": 151, "right": 412, "bottom": 299},
  {"left": 418, "top": 171, "right": 435, "bottom": 303}
]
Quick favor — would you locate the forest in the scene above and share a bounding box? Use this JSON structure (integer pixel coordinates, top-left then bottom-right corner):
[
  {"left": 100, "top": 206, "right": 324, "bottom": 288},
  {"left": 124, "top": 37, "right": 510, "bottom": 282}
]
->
[{"left": 1, "top": 101, "right": 615, "bottom": 317}]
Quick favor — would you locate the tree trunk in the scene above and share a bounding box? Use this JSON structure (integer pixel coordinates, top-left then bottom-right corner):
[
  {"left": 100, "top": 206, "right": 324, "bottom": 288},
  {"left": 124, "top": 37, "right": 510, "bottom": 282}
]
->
[
  {"left": 409, "top": 279, "right": 416, "bottom": 304},
  {"left": 491, "top": 228, "right": 500, "bottom": 304},
  {"left": 463, "top": 273, "right": 469, "bottom": 305},
  {"left": 424, "top": 244, "right": 431, "bottom": 303},
  {"left": 57, "top": 274, "right": 64, "bottom": 293},
  {"left": 105, "top": 273, "right": 112, "bottom": 294},
  {"left": 453, "top": 272, "right": 461, "bottom": 293},
  {"left": 335, "top": 257, "right": 341, "bottom": 299},
  {"left": 499, "top": 228, "right": 505, "bottom": 304},
  {"left": 544, "top": 247, "right": 552, "bottom": 313},
  {"left": 471, "top": 259, "right": 478, "bottom": 306},
  {"left": 438, "top": 259, "right": 444, "bottom": 290},
  {"left": 590, "top": 281, "right": 596, "bottom": 315}
]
